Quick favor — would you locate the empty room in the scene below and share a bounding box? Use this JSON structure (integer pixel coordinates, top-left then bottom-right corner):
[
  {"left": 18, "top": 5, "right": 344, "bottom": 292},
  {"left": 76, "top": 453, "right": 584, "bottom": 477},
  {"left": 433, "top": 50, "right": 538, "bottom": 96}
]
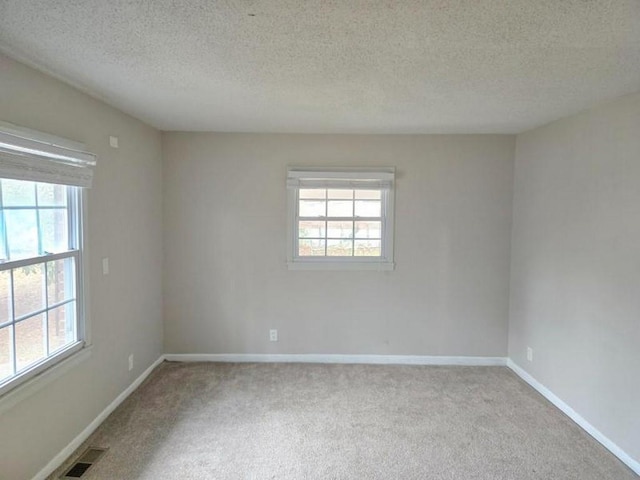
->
[{"left": 0, "top": 1, "right": 639, "bottom": 479}]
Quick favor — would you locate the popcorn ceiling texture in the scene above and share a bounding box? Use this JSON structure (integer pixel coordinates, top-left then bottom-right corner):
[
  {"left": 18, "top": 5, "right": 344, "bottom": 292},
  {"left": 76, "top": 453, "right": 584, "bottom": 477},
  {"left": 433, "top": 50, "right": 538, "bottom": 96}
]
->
[{"left": 0, "top": 0, "right": 639, "bottom": 133}]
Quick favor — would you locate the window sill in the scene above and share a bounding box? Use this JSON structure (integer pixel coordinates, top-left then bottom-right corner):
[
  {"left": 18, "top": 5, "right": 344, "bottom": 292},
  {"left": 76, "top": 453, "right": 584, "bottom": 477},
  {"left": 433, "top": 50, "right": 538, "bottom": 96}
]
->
[
  {"left": 287, "top": 261, "right": 395, "bottom": 271},
  {"left": 0, "top": 344, "right": 92, "bottom": 415}
]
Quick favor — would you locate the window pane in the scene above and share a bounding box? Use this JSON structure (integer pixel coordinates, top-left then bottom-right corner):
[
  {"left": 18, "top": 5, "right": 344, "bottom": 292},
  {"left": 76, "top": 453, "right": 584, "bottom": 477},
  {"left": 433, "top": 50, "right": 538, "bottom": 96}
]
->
[
  {"left": 36, "top": 183, "right": 67, "bottom": 207},
  {"left": 298, "top": 221, "right": 325, "bottom": 239},
  {"left": 47, "top": 258, "right": 76, "bottom": 306},
  {"left": 5, "top": 209, "right": 38, "bottom": 259},
  {"left": 0, "top": 270, "right": 11, "bottom": 325},
  {"left": 299, "top": 200, "right": 325, "bottom": 217},
  {"left": 1, "top": 179, "right": 36, "bottom": 207},
  {"left": 0, "top": 179, "right": 82, "bottom": 386},
  {"left": 355, "top": 200, "right": 381, "bottom": 217},
  {"left": 327, "top": 221, "right": 353, "bottom": 239},
  {"left": 327, "top": 189, "right": 353, "bottom": 199},
  {"left": 48, "top": 302, "right": 76, "bottom": 353},
  {"left": 39, "top": 209, "right": 69, "bottom": 253},
  {"left": 327, "top": 239, "right": 353, "bottom": 256},
  {"left": 15, "top": 314, "right": 46, "bottom": 372},
  {"left": 327, "top": 200, "right": 352, "bottom": 217},
  {"left": 299, "top": 189, "right": 325, "bottom": 199},
  {"left": 354, "top": 239, "right": 381, "bottom": 257},
  {"left": 298, "top": 239, "right": 325, "bottom": 256},
  {"left": 355, "top": 221, "right": 382, "bottom": 239},
  {"left": 355, "top": 190, "right": 381, "bottom": 200},
  {"left": 0, "top": 325, "right": 12, "bottom": 381},
  {"left": 0, "top": 215, "right": 6, "bottom": 261},
  {"left": 13, "top": 263, "right": 45, "bottom": 318}
]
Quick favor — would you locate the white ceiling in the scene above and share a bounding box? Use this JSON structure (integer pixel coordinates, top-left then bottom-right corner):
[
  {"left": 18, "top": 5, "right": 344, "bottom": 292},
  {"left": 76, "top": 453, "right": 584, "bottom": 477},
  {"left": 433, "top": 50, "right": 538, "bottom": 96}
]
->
[{"left": 0, "top": 0, "right": 639, "bottom": 133}]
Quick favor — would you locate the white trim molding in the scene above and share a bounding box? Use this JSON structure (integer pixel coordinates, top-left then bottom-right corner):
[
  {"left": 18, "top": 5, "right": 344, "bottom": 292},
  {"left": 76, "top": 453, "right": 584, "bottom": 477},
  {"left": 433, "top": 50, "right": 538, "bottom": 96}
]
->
[
  {"left": 507, "top": 359, "right": 640, "bottom": 476},
  {"left": 164, "top": 353, "right": 507, "bottom": 366},
  {"left": 287, "top": 261, "right": 394, "bottom": 271},
  {"left": 32, "top": 355, "right": 165, "bottom": 480},
  {"left": 286, "top": 166, "right": 396, "bottom": 271}
]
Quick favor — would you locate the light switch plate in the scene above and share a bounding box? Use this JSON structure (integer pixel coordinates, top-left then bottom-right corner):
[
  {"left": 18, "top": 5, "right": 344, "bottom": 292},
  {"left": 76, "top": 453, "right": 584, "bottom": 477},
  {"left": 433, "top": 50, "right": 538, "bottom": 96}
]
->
[{"left": 102, "top": 257, "right": 109, "bottom": 275}]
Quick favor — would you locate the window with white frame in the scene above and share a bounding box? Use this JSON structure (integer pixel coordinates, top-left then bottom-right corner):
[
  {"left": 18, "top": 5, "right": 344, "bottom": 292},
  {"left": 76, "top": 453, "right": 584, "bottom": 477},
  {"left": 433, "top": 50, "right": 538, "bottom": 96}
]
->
[
  {"left": 0, "top": 124, "right": 95, "bottom": 397},
  {"left": 287, "top": 167, "right": 395, "bottom": 270}
]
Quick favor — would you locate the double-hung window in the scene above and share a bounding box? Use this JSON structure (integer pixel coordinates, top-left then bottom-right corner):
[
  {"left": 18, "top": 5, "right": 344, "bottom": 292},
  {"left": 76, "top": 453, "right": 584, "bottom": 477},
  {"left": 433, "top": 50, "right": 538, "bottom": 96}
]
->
[
  {"left": 0, "top": 124, "right": 95, "bottom": 397},
  {"left": 287, "top": 167, "right": 395, "bottom": 270}
]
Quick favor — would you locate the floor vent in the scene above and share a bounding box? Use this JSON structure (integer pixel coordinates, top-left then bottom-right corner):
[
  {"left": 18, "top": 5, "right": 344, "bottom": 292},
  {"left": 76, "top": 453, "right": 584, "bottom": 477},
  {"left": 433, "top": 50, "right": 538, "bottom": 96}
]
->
[{"left": 61, "top": 447, "right": 108, "bottom": 478}]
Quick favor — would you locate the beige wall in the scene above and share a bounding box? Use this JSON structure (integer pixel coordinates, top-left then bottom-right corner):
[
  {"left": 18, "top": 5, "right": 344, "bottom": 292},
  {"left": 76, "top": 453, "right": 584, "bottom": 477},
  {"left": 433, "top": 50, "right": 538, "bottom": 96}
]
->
[
  {"left": 0, "top": 53, "right": 164, "bottom": 479},
  {"left": 509, "top": 93, "right": 640, "bottom": 463},
  {"left": 163, "top": 133, "right": 514, "bottom": 357}
]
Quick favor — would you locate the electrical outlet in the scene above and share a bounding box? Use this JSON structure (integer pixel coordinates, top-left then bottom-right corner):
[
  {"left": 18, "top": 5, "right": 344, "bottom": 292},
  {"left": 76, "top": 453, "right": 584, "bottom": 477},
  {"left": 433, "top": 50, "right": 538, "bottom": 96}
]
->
[
  {"left": 128, "top": 354, "right": 134, "bottom": 371},
  {"left": 269, "top": 329, "right": 278, "bottom": 342},
  {"left": 527, "top": 347, "right": 533, "bottom": 362},
  {"left": 109, "top": 135, "right": 119, "bottom": 148}
]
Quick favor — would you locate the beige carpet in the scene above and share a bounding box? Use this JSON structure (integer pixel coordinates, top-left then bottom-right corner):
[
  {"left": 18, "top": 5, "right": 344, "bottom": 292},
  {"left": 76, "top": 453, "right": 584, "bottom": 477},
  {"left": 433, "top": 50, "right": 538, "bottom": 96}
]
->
[{"left": 50, "top": 362, "right": 637, "bottom": 479}]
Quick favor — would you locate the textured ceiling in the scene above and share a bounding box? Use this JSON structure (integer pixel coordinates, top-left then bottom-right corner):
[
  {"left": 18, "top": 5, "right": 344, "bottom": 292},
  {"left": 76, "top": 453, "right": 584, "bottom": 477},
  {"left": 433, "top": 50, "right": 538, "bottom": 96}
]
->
[{"left": 0, "top": 0, "right": 639, "bottom": 133}]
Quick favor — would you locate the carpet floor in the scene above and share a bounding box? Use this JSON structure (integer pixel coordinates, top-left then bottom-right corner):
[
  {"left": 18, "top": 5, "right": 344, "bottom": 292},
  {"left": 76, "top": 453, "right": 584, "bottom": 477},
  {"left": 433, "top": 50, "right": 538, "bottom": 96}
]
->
[{"left": 50, "top": 362, "right": 637, "bottom": 479}]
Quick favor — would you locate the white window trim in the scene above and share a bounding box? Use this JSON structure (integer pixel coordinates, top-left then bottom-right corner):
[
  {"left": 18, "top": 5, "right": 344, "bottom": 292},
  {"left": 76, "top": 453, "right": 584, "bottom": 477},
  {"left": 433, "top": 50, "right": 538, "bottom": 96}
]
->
[
  {"left": 0, "top": 122, "right": 93, "bottom": 400},
  {"left": 286, "top": 167, "right": 395, "bottom": 271}
]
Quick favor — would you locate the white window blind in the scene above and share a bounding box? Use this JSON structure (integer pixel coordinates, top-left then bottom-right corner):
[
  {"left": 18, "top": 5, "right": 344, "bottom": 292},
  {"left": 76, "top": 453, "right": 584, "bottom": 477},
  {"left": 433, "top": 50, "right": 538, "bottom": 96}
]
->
[
  {"left": 286, "top": 169, "right": 393, "bottom": 190},
  {"left": 0, "top": 129, "right": 96, "bottom": 188}
]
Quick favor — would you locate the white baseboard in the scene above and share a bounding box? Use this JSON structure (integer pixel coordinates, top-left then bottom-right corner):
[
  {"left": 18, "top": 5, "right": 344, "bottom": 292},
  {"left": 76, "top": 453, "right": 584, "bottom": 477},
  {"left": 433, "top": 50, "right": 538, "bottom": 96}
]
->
[
  {"left": 507, "top": 359, "right": 640, "bottom": 476},
  {"left": 164, "top": 353, "right": 507, "bottom": 366},
  {"left": 32, "top": 355, "right": 165, "bottom": 480}
]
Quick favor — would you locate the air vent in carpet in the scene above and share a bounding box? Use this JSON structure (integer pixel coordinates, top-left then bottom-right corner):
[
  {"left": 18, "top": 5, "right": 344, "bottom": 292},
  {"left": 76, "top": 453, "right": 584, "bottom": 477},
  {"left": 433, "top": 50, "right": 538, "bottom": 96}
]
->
[
  {"left": 63, "top": 463, "right": 91, "bottom": 478},
  {"left": 61, "top": 447, "right": 108, "bottom": 478}
]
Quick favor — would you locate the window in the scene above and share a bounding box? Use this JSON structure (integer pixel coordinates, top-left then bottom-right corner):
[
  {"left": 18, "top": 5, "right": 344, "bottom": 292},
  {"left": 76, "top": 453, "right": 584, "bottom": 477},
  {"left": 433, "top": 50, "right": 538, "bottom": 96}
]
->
[
  {"left": 0, "top": 124, "right": 95, "bottom": 397},
  {"left": 287, "top": 167, "right": 395, "bottom": 270}
]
